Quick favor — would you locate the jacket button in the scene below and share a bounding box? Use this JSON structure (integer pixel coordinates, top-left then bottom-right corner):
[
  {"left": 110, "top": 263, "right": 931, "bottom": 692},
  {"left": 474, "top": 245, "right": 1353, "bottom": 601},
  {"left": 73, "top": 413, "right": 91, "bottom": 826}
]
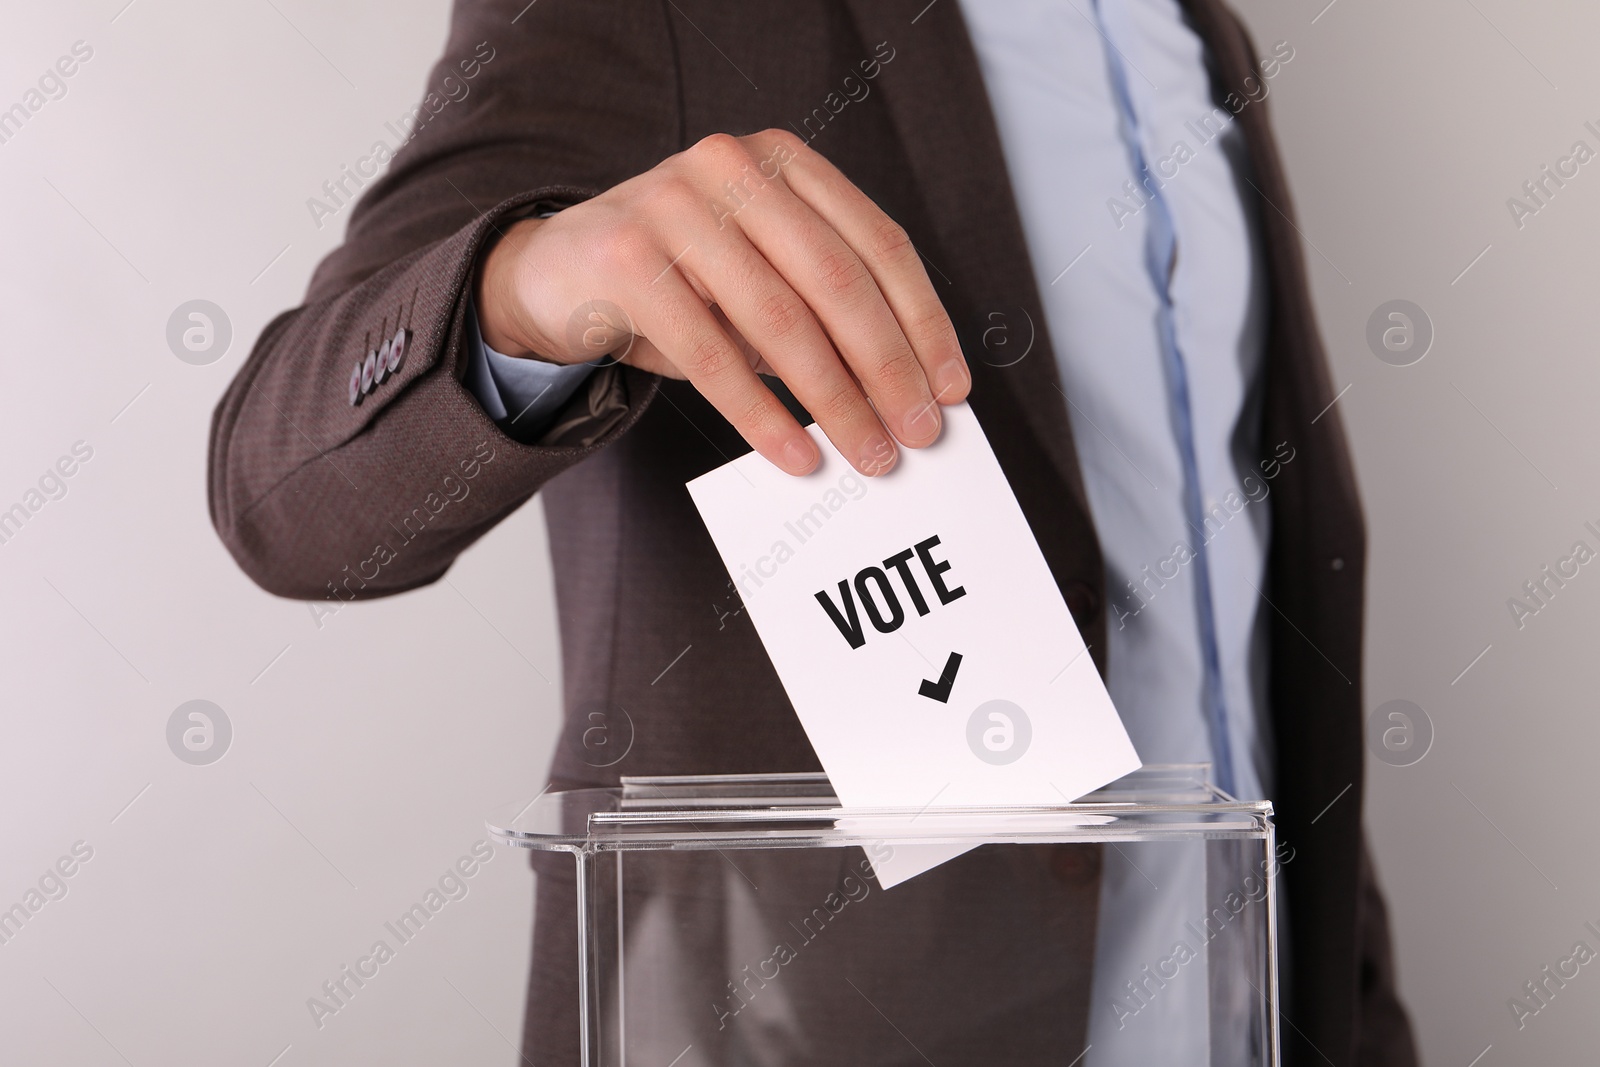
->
[
  {"left": 1063, "top": 581, "right": 1099, "bottom": 624},
  {"left": 388, "top": 328, "right": 409, "bottom": 373},
  {"left": 374, "top": 337, "right": 393, "bottom": 384}
]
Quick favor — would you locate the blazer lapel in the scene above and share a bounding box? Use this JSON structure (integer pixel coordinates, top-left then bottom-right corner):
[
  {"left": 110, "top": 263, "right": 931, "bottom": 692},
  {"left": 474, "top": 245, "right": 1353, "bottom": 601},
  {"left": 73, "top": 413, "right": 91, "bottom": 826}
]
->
[{"left": 838, "top": 0, "right": 1095, "bottom": 525}]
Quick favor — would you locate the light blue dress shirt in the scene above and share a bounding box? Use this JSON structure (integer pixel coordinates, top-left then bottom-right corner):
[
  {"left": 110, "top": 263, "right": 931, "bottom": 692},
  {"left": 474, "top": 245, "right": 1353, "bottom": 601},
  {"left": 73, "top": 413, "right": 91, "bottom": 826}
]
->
[
  {"left": 469, "top": 1, "right": 1275, "bottom": 1058},
  {"left": 462, "top": 301, "right": 594, "bottom": 430},
  {"left": 957, "top": 0, "right": 1272, "bottom": 1062}
]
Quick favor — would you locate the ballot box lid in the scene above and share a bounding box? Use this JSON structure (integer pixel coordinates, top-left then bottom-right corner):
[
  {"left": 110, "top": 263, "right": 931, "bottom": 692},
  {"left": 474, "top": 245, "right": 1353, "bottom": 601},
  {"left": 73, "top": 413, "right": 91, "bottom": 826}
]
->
[{"left": 486, "top": 764, "right": 1272, "bottom": 854}]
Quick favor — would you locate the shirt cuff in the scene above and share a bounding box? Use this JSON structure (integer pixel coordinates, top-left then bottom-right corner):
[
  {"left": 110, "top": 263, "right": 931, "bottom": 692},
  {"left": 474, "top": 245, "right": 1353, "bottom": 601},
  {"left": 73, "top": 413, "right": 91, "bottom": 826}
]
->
[{"left": 463, "top": 300, "right": 596, "bottom": 434}]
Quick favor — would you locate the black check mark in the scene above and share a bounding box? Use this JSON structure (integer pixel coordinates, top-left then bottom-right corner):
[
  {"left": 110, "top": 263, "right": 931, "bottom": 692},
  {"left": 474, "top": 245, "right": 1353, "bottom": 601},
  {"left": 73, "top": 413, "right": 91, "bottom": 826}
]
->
[{"left": 918, "top": 652, "right": 963, "bottom": 703}]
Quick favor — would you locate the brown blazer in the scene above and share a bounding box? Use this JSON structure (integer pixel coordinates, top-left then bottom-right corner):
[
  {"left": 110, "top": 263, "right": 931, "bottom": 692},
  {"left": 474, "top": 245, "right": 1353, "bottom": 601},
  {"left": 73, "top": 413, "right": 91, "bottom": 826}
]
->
[{"left": 209, "top": 1, "right": 1417, "bottom": 1063}]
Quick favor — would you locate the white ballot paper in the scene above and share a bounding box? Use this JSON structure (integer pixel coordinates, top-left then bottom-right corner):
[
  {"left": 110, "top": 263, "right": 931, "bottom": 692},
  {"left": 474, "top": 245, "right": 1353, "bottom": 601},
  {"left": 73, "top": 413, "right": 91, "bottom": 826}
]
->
[{"left": 687, "top": 401, "right": 1141, "bottom": 887}]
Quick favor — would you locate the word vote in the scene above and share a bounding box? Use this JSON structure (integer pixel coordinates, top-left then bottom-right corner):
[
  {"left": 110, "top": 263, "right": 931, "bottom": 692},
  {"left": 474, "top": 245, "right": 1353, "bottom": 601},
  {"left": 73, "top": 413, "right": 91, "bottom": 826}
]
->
[{"left": 815, "top": 535, "right": 966, "bottom": 649}]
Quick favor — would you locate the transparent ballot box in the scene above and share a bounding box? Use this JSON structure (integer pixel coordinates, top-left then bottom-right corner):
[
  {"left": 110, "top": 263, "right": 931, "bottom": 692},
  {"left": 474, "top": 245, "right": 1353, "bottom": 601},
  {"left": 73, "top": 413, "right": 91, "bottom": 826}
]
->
[{"left": 488, "top": 765, "right": 1280, "bottom": 1067}]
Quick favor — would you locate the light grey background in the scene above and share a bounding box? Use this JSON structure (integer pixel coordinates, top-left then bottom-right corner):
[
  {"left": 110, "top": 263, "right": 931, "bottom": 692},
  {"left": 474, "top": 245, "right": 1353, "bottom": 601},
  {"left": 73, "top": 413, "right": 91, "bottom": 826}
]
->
[
  {"left": 1230, "top": 2, "right": 1600, "bottom": 1064},
  {"left": 0, "top": 0, "right": 1594, "bottom": 1064}
]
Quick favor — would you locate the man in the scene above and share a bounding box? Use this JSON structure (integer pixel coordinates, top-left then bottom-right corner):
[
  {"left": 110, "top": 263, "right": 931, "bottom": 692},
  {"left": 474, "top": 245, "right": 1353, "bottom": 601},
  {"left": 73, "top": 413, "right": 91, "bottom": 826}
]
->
[{"left": 209, "top": 0, "right": 1416, "bottom": 1063}]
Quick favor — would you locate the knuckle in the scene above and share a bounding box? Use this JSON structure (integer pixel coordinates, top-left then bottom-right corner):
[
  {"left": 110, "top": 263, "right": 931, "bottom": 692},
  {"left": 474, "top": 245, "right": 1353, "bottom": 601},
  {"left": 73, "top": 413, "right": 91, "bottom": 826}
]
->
[
  {"left": 683, "top": 330, "right": 734, "bottom": 379},
  {"left": 866, "top": 344, "right": 923, "bottom": 394},
  {"left": 867, "top": 219, "right": 914, "bottom": 264},
  {"left": 690, "top": 132, "right": 751, "bottom": 172},
  {"left": 908, "top": 304, "right": 959, "bottom": 349},
  {"left": 815, "top": 249, "right": 873, "bottom": 301},
  {"left": 759, "top": 127, "right": 806, "bottom": 166},
  {"left": 815, "top": 377, "right": 867, "bottom": 426},
  {"left": 597, "top": 223, "right": 658, "bottom": 280},
  {"left": 753, "top": 290, "right": 807, "bottom": 341},
  {"left": 733, "top": 389, "right": 781, "bottom": 436},
  {"left": 761, "top": 127, "right": 803, "bottom": 153},
  {"left": 639, "top": 176, "right": 699, "bottom": 218}
]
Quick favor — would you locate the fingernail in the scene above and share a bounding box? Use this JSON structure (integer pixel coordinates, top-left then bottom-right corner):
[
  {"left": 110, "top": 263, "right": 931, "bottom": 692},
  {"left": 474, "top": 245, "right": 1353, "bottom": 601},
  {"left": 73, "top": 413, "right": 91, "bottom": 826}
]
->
[
  {"left": 785, "top": 437, "right": 818, "bottom": 473},
  {"left": 903, "top": 400, "right": 941, "bottom": 443},
  {"left": 859, "top": 433, "right": 896, "bottom": 476},
  {"left": 933, "top": 360, "right": 970, "bottom": 400}
]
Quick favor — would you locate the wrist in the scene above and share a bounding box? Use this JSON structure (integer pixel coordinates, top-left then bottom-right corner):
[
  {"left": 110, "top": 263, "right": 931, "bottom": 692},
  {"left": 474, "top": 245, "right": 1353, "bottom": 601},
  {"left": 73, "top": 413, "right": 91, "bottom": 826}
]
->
[{"left": 475, "top": 217, "right": 575, "bottom": 364}]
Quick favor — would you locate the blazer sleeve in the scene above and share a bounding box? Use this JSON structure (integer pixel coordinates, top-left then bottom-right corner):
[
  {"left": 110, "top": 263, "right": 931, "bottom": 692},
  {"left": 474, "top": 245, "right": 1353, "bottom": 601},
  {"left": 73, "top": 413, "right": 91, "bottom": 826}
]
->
[{"left": 208, "top": 1, "right": 682, "bottom": 600}]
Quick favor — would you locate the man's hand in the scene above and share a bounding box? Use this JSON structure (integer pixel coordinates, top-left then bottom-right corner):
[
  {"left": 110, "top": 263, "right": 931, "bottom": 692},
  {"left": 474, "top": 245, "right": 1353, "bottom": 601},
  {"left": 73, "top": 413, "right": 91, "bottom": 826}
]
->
[{"left": 475, "top": 130, "right": 970, "bottom": 476}]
